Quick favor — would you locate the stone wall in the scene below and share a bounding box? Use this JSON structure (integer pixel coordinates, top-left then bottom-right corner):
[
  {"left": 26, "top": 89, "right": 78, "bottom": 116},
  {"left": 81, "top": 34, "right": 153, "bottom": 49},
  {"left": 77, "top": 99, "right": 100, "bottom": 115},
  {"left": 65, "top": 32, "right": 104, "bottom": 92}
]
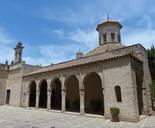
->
[
  {"left": 7, "top": 64, "right": 23, "bottom": 106},
  {"left": 112, "top": 44, "right": 152, "bottom": 111},
  {"left": 6, "top": 62, "right": 41, "bottom": 107},
  {"left": 20, "top": 44, "right": 151, "bottom": 122},
  {"left": 0, "top": 69, "right": 8, "bottom": 105},
  {"left": 103, "top": 57, "right": 140, "bottom": 122},
  {"left": 22, "top": 55, "right": 142, "bottom": 122}
]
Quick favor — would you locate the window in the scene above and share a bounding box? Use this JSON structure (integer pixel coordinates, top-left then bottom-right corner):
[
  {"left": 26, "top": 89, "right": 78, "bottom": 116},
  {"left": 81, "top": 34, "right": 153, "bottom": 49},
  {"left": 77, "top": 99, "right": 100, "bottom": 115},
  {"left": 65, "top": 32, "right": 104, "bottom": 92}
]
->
[
  {"left": 111, "top": 33, "right": 115, "bottom": 41},
  {"left": 114, "top": 86, "right": 122, "bottom": 102},
  {"left": 103, "top": 34, "right": 107, "bottom": 42},
  {"left": 118, "top": 34, "right": 121, "bottom": 42},
  {"left": 99, "top": 35, "right": 101, "bottom": 44}
]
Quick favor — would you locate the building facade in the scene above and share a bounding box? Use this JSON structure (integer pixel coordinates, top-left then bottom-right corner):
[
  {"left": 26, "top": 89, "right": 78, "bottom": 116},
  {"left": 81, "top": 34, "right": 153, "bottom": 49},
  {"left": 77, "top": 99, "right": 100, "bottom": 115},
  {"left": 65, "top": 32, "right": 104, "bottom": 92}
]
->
[{"left": 0, "top": 20, "right": 152, "bottom": 122}]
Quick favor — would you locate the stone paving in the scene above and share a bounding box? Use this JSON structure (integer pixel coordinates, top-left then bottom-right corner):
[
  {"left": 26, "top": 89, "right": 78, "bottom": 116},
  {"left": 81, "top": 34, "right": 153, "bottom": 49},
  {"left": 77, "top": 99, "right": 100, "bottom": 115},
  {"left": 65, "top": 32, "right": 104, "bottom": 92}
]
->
[{"left": 0, "top": 106, "right": 155, "bottom": 128}]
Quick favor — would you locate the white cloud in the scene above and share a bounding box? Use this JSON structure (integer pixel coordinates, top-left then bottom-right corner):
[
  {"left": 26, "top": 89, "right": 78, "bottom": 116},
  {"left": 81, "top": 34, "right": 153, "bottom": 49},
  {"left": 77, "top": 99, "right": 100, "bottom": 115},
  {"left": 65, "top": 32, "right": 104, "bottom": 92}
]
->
[
  {"left": 23, "top": 56, "right": 48, "bottom": 66},
  {"left": 122, "top": 28, "right": 155, "bottom": 48},
  {"left": 0, "top": 27, "right": 14, "bottom": 64},
  {"left": 3, "top": 0, "right": 153, "bottom": 66},
  {"left": 52, "top": 29, "right": 65, "bottom": 37},
  {"left": 39, "top": 44, "right": 79, "bottom": 64},
  {"left": 0, "top": 27, "right": 14, "bottom": 45},
  {"left": 41, "top": 6, "right": 102, "bottom": 26},
  {"left": 68, "top": 29, "right": 98, "bottom": 50}
]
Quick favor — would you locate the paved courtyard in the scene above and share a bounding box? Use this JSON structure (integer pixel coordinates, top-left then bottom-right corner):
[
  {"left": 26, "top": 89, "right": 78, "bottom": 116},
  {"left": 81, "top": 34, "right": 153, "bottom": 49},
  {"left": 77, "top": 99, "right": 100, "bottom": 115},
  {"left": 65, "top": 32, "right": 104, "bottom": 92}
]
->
[{"left": 0, "top": 106, "right": 155, "bottom": 128}]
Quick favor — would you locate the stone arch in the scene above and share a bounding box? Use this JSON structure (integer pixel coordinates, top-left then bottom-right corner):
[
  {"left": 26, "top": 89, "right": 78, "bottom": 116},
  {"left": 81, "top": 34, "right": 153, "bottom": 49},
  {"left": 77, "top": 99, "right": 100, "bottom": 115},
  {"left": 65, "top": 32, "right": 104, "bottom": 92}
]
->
[
  {"left": 29, "top": 80, "right": 36, "bottom": 107},
  {"left": 51, "top": 77, "right": 62, "bottom": 110},
  {"left": 39, "top": 79, "right": 47, "bottom": 108},
  {"left": 83, "top": 72, "right": 104, "bottom": 115},
  {"left": 65, "top": 75, "right": 80, "bottom": 112}
]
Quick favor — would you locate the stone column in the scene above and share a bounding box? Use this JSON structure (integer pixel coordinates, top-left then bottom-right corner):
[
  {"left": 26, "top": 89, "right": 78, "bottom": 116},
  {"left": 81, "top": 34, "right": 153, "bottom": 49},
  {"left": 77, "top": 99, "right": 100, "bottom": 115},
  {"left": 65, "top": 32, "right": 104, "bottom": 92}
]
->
[
  {"left": 102, "top": 88, "right": 105, "bottom": 112},
  {"left": 25, "top": 90, "right": 30, "bottom": 107},
  {"left": 61, "top": 89, "right": 66, "bottom": 112},
  {"left": 98, "top": 72, "right": 105, "bottom": 114},
  {"left": 47, "top": 79, "right": 51, "bottom": 110},
  {"left": 35, "top": 90, "right": 40, "bottom": 108},
  {"left": 77, "top": 73, "right": 85, "bottom": 115},
  {"left": 47, "top": 90, "right": 52, "bottom": 110},
  {"left": 79, "top": 89, "right": 85, "bottom": 115}
]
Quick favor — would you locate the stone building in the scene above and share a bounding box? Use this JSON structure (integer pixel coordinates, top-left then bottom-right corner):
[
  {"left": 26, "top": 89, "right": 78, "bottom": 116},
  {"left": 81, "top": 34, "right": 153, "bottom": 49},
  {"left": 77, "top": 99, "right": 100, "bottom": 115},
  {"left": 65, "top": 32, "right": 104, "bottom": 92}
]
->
[{"left": 0, "top": 19, "right": 152, "bottom": 122}]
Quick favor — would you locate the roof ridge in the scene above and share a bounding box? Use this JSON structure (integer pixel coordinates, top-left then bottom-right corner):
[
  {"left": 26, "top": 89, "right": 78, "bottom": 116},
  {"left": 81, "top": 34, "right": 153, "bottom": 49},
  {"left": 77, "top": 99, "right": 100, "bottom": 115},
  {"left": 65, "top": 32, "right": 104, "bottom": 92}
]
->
[{"left": 24, "top": 50, "right": 134, "bottom": 77}]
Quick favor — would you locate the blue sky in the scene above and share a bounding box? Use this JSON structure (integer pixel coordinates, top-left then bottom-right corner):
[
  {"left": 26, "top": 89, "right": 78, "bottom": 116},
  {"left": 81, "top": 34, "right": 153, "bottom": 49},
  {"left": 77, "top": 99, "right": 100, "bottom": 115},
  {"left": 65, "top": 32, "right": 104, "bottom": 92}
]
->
[{"left": 0, "top": 0, "right": 155, "bottom": 65}]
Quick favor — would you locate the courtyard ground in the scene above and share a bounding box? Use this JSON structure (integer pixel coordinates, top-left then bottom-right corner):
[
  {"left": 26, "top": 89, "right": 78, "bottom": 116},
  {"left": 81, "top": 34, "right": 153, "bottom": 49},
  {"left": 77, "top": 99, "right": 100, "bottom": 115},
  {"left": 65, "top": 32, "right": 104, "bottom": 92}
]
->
[{"left": 0, "top": 106, "right": 155, "bottom": 128}]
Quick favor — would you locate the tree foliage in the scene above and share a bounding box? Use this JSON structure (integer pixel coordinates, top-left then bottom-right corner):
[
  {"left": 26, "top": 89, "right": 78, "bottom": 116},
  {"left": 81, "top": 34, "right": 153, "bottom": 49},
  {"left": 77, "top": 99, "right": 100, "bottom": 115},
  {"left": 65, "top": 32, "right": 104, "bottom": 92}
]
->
[
  {"left": 148, "top": 45, "right": 155, "bottom": 80},
  {"left": 150, "top": 80, "right": 155, "bottom": 101}
]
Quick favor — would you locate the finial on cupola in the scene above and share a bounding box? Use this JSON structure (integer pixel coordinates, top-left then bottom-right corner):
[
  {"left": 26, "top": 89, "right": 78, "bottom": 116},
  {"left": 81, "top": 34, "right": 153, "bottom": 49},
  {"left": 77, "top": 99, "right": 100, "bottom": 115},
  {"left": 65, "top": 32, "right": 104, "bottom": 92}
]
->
[{"left": 13, "top": 41, "right": 24, "bottom": 64}]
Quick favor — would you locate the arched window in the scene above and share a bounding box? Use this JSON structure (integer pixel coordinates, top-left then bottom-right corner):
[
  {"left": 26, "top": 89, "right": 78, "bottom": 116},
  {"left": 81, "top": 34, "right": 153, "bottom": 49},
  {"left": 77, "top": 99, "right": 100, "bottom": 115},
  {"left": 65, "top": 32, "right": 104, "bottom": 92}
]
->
[
  {"left": 111, "top": 33, "right": 115, "bottom": 42},
  {"left": 118, "top": 34, "right": 121, "bottom": 42},
  {"left": 114, "top": 86, "right": 122, "bottom": 102},
  {"left": 103, "top": 34, "right": 107, "bottom": 42}
]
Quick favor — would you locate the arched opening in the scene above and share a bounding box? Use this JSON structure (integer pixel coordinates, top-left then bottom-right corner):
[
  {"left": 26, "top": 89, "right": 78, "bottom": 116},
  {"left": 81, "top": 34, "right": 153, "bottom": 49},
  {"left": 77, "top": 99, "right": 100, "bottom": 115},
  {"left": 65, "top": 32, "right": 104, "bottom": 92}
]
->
[
  {"left": 65, "top": 75, "right": 80, "bottom": 112},
  {"left": 84, "top": 72, "right": 104, "bottom": 115},
  {"left": 135, "top": 71, "right": 143, "bottom": 115},
  {"left": 39, "top": 80, "right": 47, "bottom": 108},
  {"left": 114, "top": 86, "right": 122, "bottom": 102},
  {"left": 51, "top": 78, "right": 61, "bottom": 110},
  {"left": 29, "top": 81, "right": 36, "bottom": 107},
  {"left": 103, "top": 33, "right": 107, "bottom": 42}
]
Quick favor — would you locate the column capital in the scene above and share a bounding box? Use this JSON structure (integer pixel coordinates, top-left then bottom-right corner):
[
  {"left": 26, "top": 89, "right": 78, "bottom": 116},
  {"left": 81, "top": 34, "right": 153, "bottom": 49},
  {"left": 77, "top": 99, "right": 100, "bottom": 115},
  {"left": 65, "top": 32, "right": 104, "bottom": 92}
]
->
[
  {"left": 98, "top": 72, "right": 103, "bottom": 77},
  {"left": 77, "top": 73, "right": 85, "bottom": 89},
  {"left": 47, "top": 89, "right": 52, "bottom": 92},
  {"left": 26, "top": 90, "right": 30, "bottom": 94},
  {"left": 47, "top": 79, "right": 51, "bottom": 91},
  {"left": 35, "top": 80, "right": 40, "bottom": 85},
  {"left": 61, "top": 88, "right": 66, "bottom": 92},
  {"left": 60, "top": 76, "right": 66, "bottom": 90},
  {"left": 79, "top": 89, "right": 85, "bottom": 95},
  {"left": 61, "top": 89, "right": 66, "bottom": 95},
  {"left": 46, "top": 79, "right": 51, "bottom": 83},
  {"left": 47, "top": 90, "right": 52, "bottom": 95},
  {"left": 36, "top": 90, "right": 40, "bottom": 95},
  {"left": 60, "top": 76, "right": 65, "bottom": 83},
  {"left": 79, "top": 88, "right": 84, "bottom": 92}
]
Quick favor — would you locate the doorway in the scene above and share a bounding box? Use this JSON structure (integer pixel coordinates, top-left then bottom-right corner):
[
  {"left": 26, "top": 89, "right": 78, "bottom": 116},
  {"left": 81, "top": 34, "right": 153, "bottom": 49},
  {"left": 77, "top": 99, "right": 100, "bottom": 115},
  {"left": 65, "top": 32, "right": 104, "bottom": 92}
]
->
[{"left": 6, "top": 89, "right": 11, "bottom": 104}]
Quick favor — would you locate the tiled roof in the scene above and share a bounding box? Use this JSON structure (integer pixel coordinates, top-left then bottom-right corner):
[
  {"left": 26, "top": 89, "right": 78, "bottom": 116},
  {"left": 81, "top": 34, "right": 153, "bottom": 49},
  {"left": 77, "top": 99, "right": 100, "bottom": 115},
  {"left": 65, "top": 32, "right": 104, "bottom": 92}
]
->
[
  {"left": 96, "top": 20, "right": 122, "bottom": 31},
  {"left": 85, "top": 43, "right": 125, "bottom": 56},
  {"left": 24, "top": 50, "right": 134, "bottom": 77}
]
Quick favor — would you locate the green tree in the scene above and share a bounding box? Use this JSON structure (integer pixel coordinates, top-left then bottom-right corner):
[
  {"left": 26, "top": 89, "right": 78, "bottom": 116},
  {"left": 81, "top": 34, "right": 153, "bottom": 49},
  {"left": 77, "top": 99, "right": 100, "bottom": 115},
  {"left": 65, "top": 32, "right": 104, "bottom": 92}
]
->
[
  {"left": 150, "top": 80, "right": 155, "bottom": 101},
  {"left": 150, "top": 80, "right": 155, "bottom": 109},
  {"left": 148, "top": 45, "right": 155, "bottom": 80}
]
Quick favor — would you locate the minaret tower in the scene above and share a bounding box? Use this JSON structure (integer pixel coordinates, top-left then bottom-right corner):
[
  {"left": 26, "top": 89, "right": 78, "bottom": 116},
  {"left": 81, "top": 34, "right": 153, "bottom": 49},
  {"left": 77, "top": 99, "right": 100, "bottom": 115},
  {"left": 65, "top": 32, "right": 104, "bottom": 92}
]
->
[
  {"left": 14, "top": 41, "right": 24, "bottom": 64},
  {"left": 96, "top": 19, "right": 122, "bottom": 46}
]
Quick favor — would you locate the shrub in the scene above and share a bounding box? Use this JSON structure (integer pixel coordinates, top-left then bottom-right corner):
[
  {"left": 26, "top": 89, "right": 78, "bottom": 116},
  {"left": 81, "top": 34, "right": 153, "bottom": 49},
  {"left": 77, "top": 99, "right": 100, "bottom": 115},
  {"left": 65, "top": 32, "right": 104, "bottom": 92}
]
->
[{"left": 110, "top": 107, "right": 120, "bottom": 116}]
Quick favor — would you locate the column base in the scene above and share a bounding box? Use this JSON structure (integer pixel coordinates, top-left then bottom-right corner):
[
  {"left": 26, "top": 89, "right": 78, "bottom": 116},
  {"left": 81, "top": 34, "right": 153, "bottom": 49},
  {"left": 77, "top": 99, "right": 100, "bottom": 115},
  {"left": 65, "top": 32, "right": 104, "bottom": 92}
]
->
[
  {"left": 80, "top": 111, "right": 85, "bottom": 115},
  {"left": 35, "top": 106, "right": 39, "bottom": 109},
  {"left": 47, "top": 108, "right": 51, "bottom": 111},
  {"left": 61, "top": 109, "right": 66, "bottom": 113}
]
